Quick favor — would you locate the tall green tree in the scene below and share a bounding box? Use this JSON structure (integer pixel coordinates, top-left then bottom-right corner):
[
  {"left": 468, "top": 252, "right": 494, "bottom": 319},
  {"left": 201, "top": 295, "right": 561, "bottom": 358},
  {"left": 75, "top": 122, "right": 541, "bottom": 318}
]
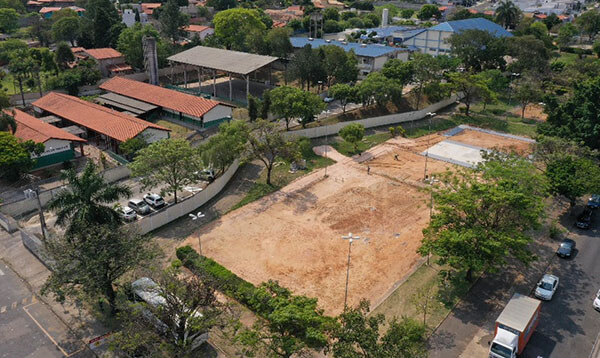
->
[
  {"left": 382, "top": 59, "right": 414, "bottom": 84},
  {"left": 339, "top": 123, "right": 365, "bottom": 154},
  {"left": 47, "top": 161, "right": 131, "bottom": 234},
  {"left": 129, "top": 139, "right": 199, "bottom": 204},
  {"left": 0, "top": 132, "right": 44, "bottom": 181},
  {"left": 199, "top": 120, "right": 247, "bottom": 174},
  {"left": 494, "top": 0, "right": 520, "bottom": 29},
  {"left": 545, "top": 156, "right": 600, "bottom": 207},
  {"left": 160, "top": 0, "right": 189, "bottom": 43},
  {"left": 419, "top": 154, "right": 548, "bottom": 281},
  {"left": 448, "top": 29, "right": 506, "bottom": 71},
  {"left": 507, "top": 35, "right": 550, "bottom": 74},
  {"left": 576, "top": 10, "right": 600, "bottom": 41},
  {"left": 266, "top": 27, "right": 293, "bottom": 58},
  {"left": 51, "top": 16, "right": 81, "bottom": 46},
  {"left": 514, "top": 76, "right": 542, "bottom": 119},
  {"left": 8, "top": 49, "right": 35, "bottom": 107},
  {"left": 117, "top": 23, "right": 169, "bottom": 69},
  {"left": 213, "top": 8, "right": 266, "bottom": 50},
  {"left": 329, "top": 83, "right": 357, "bottom": 113},
  {"left": 321, "top": 45, "right": 358, "bottom": 86},
  {"left": 83, "top": 0, "right": 120, "bottom": 47},
  {"left": 288, "top": 44, "right": 326, "bottom": 90},
  {"left": 0, "top": 8, "right": 19, "bottom": 33},
  {"left": 557, "top": 23, "right": 578, "bottom": 49},
  {"left": 329, "top": 300, "right": 427, "bottom": 358},
  {"left": 0, "top": 93, "right": 17, "bottom": 133},
  {"left": 412, "top": 52, "right": 441, "bottom": 110},
  {"left": 42, "top": 224, "right": 157, "bottom": 315},
  {"left": 55, "top": 41, "right": 75, "bottom": 70},
  {"left": 417, "top": 4, "right": 441, "bottom": 20},
  {"left": 448, "top": 71, "right": 492, "bottom": 116}
]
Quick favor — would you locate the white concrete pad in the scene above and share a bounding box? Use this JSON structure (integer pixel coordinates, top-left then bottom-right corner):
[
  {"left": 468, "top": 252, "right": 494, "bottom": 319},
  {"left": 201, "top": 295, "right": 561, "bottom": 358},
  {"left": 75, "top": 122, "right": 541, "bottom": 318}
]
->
[{"left": 423, "top": 140, "right": 489, "bottom": 168}]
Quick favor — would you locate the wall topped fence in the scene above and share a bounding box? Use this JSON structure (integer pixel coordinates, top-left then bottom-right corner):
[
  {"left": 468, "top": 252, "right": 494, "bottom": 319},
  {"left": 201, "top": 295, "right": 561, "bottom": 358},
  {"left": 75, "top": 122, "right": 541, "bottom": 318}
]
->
[{"left": 283, "top": 95, "right": 459, "bottom": 140}]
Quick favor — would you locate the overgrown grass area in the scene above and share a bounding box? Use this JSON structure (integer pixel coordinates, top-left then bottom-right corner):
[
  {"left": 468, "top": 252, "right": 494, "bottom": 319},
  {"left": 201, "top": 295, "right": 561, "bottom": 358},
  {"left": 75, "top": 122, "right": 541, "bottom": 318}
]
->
[
  {"left": 554, "top": 52, "right": 583, "bottom": 65},
  {"left": 1, "top": 73, "right": 20, "bottom": 95},
  {"left": 230, "top": 148, "right": 335, "bottom": 211},
  {"left": 371, "top": 262, "right": 475, "bottom": 331},
  {"left": 155, "top": 120, "right": 195, "bottom": 139},
  {"left": 331, "top": 132, "right": 393, "bottom": 156}
]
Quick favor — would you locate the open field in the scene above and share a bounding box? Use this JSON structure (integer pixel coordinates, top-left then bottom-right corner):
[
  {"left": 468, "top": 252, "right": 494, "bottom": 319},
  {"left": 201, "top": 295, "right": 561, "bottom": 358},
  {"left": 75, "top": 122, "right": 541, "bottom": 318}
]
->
[
  {"left": 450, "top": 129, "right": 533, "bottom": 154},
  {"left": 180, "top": 127, "right": 534, "bottom": 315}
]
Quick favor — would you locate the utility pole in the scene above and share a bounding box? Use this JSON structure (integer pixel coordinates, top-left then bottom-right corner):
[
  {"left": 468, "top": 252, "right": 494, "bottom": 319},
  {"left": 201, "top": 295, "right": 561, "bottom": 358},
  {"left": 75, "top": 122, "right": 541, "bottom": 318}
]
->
[
  {"left": 33, "top": 187, "right": 47, "bottom": 241},
  {"left": 341, "top": 233, "right": 360, "bottom": 310},
  {"left": 189, "top": 211, "right": 206, "bottom": 256},
  {"left": 423, "top": 112, "right": 436, "bottom": 181}
]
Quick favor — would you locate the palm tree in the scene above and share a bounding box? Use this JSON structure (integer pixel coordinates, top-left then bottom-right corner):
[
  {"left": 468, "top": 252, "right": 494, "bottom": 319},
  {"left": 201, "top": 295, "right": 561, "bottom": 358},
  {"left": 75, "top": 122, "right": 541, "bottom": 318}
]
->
[
  {"left": 495, "top": 0, "right": 521, "bottom": 29},
  {"left": 0, "top": 109, "right": 17, "bottom": 134},
  {"left": 48, "top": 161, "right": 132, "bottom": 235}
]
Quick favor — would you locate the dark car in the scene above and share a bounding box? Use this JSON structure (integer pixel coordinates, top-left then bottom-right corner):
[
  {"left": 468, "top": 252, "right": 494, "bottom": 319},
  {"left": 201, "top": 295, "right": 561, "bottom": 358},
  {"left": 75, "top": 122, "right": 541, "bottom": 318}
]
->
[
  {"left": 557, "top": 238, "right": 575, "bottom": 258},
  {"left": 576, "top": 208, "right": 594, "bottom": 229}
]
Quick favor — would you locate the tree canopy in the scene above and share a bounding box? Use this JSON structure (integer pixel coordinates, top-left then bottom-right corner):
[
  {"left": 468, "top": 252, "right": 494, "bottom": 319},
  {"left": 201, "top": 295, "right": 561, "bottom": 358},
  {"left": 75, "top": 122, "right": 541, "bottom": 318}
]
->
[
  {"left": 117, "top": 23, "right": 169, "bottom": 69},
  {"left": 0, "top": 132, "right": 44, "bottom": 182},
  {"left": 214, "top": 8, "right": 266, "bottom": 51},
  {"left": 448, "top": 29, "right": 506, "bottom": 71}
]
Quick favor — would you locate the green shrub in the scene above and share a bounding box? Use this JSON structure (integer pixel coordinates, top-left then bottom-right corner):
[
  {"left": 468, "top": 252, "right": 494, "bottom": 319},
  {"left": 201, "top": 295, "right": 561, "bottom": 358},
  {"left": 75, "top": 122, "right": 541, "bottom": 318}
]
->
[
  {"left": 395, "top": 125, "right": 406, "bottom": 137},
  {"left": 389, "top": 127, "right": 396, "bottom": 137}
]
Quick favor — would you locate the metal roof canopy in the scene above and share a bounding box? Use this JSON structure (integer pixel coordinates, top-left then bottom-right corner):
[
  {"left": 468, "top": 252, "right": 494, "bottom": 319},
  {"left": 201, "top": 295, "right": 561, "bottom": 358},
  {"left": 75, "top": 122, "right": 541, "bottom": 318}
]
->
[
  {"left": 39, "top": 115, "right": 62, "bottom": 124},
  {"left": 97, "top": 92, "right": 158, "bottom": 115},
  {"left": 167, "top": 46, "right": 279, "bottom": 76},
  {"left": 496, "top": 293, "right": 541, "bottom": 333},
  {"left": 62, "top": 125, "right": 87, "bottom": 136}
]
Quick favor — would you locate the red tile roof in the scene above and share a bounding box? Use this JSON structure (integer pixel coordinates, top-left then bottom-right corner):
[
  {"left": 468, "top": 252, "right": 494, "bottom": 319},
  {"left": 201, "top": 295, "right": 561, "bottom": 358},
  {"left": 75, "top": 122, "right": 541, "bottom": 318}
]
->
[
  {"left": 184, "top": 25, "right": 212, "bottom": 33},
  {"left": 39, "top": 7, "right": 60, "bottom": 13},
  {"left": 107, "top": 63, "right": 133, "bottom": 73},
  {"left": 141, "top": 2, "right": 161, "bottom": 14},
  {"left": 70, "top": 46, "right": 84, "bottom": 53},
  {"left": 32, "top": 92, "right": 169, "bottom": 142},
  {"left": 100, "top": 77, "right": 221, "bottom": 119},
  {"left": 9, "top": 109, "right": 86, "bottom": 143},
  {"left": 84, "top": 48, "right": 124, "bottom": 60}
]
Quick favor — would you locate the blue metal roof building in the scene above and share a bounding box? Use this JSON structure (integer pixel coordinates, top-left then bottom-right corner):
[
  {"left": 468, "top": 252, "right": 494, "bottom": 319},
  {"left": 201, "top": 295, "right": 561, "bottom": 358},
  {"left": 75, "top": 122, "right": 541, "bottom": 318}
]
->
[
  {"left": 358, "top": 26, "right": 408, "bottom": 41},
  {"left": 290, "top": 37, "right": 412, "bottom": 58},
  {"left": 428, "top": 18, "right": 512, "bottom": 38}
]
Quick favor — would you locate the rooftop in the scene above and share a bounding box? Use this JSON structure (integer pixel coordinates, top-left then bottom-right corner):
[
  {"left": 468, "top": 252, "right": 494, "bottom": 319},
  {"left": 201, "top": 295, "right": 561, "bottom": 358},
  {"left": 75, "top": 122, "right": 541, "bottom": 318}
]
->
[
  {"left": 167, "top": 46, "right": 279, "bottom": 75},
  {"left": 184, "top": 25, "right": 212, "bottom": 33},
  {"left": 359, "top": 26, "right": 408, "bottom": 40},
  {"left": 32, "top": 92, "right": 169, "bottom": 142},
  {"left": 99, "top": 77, "right": 221, "bottom": 119},
  {"left": 290, "top": 37, "right": 412, "bottom": 57},
  {"left": 83, "top": 48, "right": 124, "bottom": 60},
  {"left": 429, "top": 18, "right": 513, "bottom": 37},
  {"left": 96, "top": 92, "right": 159, "bottom": 116},
  {"left": 496, "top": 293, "right": 541, "bottom": 333},
  {"left": 9, "top": 109, "right": 86, "bottom": 144}
]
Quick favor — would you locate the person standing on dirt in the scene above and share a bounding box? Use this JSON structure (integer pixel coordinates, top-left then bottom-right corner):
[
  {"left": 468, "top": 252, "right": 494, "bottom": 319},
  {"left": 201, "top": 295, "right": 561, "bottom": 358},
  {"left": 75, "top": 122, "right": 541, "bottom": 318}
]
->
[{"left": 367, "top": 166, "right": 371, "bottom": 175}]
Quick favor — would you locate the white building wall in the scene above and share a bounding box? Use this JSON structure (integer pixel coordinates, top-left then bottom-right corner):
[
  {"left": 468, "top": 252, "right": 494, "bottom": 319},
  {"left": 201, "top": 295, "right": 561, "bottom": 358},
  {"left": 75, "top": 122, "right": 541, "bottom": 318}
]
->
[
  {"left": 403, "top": 29, "right": 452, "bottom": 56},
  {"left": 122, "top": 9, "right": 136, "bottom": 27},
  {"left": 32, "top": 138, "right": 71, "bottom": 158},
  {"left": 204, "top": 105, "right": 232, "bottom": 123}
]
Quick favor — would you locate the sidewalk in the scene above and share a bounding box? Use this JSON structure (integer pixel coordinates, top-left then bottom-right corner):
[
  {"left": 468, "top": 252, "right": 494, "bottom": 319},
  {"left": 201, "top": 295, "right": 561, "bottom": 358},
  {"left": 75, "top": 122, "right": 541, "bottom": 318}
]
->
[
  {"left": 0, "top": 229, "right": 110, "bottom": 357},
  {"left": 428, "top": 216, "right": 562, "bottom": 357}
]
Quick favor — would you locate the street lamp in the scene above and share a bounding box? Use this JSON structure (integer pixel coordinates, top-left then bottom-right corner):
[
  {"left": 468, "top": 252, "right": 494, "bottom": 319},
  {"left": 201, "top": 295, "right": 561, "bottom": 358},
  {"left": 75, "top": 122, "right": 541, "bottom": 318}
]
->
[
  {"left": 423, "top": 112, "right": 436, "bottom": 181},
  {"left": 189, "top": 211, "right": 206, "bottom": 256},
  {"left": 341, "top": 232, "right": 360, "bottom": 310},
  {"left": 426, "top": 175, "right": 435, "bottom": 266}
]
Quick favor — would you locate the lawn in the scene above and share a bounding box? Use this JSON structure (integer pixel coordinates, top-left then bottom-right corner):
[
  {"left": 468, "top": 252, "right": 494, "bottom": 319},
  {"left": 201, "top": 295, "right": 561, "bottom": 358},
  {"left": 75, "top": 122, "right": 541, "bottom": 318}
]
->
[
  {"left": 230, "top": 145, "right": 335, "bottom": 211},
  {"left": 155, "top": 119, "right": 195, "bottom": 139},
  {"left": 1, "top": 73, "right": 20, "bottom": 95},
  {"left": 331, "top": 132, "right": 393, "bottom": 156}
]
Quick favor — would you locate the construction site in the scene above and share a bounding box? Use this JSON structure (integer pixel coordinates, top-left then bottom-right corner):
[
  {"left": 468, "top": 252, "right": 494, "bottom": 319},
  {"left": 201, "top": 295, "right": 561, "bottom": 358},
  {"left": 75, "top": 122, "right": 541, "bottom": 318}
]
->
[{"left": 181, "top": 126, "right": 534, "bottom": 315}]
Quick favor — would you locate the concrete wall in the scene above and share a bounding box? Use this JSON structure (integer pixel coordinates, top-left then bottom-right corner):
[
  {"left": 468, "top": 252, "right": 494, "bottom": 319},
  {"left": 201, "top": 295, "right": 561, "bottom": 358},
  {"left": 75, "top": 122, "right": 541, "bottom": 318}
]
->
[
  {"left": 284, "top": 95, "right": 459, "bottom": 139},
  {"left": 20, "top": 229, "right": 54, "bottom": 269},
  {"left": 0, "top": 165, "right": 131, "bottom": 217},
  {"left": 0, "top": 212, "right": 18, "bottom": 233},
  {"left": 135, "top": 159, "right": 239, "bottom": 235}
]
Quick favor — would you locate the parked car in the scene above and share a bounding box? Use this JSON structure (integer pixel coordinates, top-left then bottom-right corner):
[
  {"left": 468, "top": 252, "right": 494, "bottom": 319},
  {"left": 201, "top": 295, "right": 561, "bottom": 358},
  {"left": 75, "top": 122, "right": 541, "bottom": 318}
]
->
[
  {"left": 120, "top": 206, "right": 137, "bottom": 222},
  {"left": 588, "top": 194, "right": 600, "bottom": 209},
  {"left": 594, "top": 289, "right": 600, "bottom": 312},
  {"left": 323, "top": 96, "right": 334, "bottom": 103},
  {"left": 556, "top": 238, "right": 575, "bottom": 258},
  {"left": 144, "top": 193, "right": 165, "bottom": 209},
  {"left": 128, "top": 198, "right": 151, "bottom": 215},
  {"left": 535, "top": 274, "right": 559, "bottom": 301},
  {"left": 576, "top": 207, "right": 594, "bottom": 229},
  {"left": 195, "top": 169, "right": 215, "bottom": 182}
]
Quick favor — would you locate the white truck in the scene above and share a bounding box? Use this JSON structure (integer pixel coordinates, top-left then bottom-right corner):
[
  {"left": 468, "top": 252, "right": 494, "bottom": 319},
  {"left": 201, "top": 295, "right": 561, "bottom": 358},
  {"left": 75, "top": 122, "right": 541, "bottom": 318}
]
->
[{"left": 489, "top": 293, "right": 541, "bottom": 358}]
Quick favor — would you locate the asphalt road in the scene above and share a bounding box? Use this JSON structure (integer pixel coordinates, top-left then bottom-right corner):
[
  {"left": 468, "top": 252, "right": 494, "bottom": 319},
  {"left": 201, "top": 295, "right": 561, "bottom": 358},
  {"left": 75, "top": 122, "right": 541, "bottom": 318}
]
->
[
  {"left": 0, "top": 261, "right": 91, "bottom": 358},
  {"left": 523, "top": 221, "right": 600, "bottom": 358}
]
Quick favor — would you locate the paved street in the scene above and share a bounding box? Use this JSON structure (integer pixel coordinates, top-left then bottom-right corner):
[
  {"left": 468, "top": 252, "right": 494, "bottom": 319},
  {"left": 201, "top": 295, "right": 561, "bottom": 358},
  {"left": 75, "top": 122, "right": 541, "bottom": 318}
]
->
[{"left": 0, "top": 261, "right": 91, "bottom": 358}]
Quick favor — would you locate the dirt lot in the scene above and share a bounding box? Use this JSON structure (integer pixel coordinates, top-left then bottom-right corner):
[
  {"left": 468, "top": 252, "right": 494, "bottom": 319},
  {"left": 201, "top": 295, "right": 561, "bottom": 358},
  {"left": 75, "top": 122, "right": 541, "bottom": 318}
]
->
[
  {"left": 450, "top": 129, "right": 533, "bottom": 154},
  {"left": 179, "top": 130, "right": 533, "bottom": 315},
  {"left": 510, "top": 103, "right": 547, "bottom": 121}
]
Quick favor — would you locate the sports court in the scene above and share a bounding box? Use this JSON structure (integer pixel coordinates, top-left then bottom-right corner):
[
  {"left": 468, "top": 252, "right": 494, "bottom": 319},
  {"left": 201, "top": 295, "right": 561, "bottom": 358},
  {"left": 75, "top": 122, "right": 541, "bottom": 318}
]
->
[{"left": 180, "top": 126, "right": 534, "bottom": 314}]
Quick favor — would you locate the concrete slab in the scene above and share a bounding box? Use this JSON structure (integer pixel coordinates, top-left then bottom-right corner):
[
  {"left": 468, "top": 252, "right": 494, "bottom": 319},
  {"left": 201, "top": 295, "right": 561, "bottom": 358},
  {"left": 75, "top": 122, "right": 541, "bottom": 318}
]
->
[{"left": 423, "top": 140, "right": 489, "bottom": 168}]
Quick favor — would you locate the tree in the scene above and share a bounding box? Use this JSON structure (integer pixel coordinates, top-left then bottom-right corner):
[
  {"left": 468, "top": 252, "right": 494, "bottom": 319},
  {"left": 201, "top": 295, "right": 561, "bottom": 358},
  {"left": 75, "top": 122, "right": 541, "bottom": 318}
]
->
[
  {"left": 51, "top": 16, "right": 80, "bottom": 46},
  {"left": 0, "top": 8, "right": 19, "bottom": 33},
  {"left": 507, "top": 35, "right": 550, "bottom": 74},
  {"left": 199, "top": 120, "right": 247, "bottom": 174},
  {"left": 412, "top": 52, "right": 441, "bottom": 110},
  {"left": 288, "top": 44, "right": 326, "bottom": 90},
  {"left": 0, "top": 103, "right": 17, "bottom": 134},
  {"left": 417, "top": 4, "right": 441, "bottom": 21},
  {"left": 419, "top": 154, "right": 548, "bottom": 281},
  {"left": 117, "top": 23, "right": 169, "bottom": 69},
  {"left": 238, "top": 281, "right": 329, "bottom": 358},
  {"left": 594, "top": 41, "right": 600, "bottom": 58},
  {"left": 357, "top": 72, "right": 403, "bottom": 108},
  {"left": 246, "top": 120, "right": 299, "bottom": 186},
  {"left": 448, "top": 29, "right": 506, "bottom": 71},
  {"left": 328, "top": 300, "right": 428, "bottom": 358},
  {"left": 8, "top": 49, "right": 34, "bottom": 107},
  {"left": 248, "top": 95, "right": 259, "bottom": 122},
  {"left": 160, "top": 0, "right": 189, "bottom": 43},
  {"left": 119, "top": 137, "right": 148, "bottom": 159},
  {"left": 448, "top": 72, "right": 492, "bottom": 116},
  {"left": 545, "top": 156, "right": 600, "bottom": 207},
  {"left": 382, "top": 59, "right": 414, "bottom": 84},
  {"left": 270, "top": 86, "right": 301, "bottom": 130},
  {"left": 266, "top": 27, "right": 293, "bottom": 59},
  {"left": 83, "top": 0, "right": 120, "bottom": 48},
  {"left": 47, "top": 161, "right": 131, "bottom": 234},
  {"left": 321, "top": 45, "right": 358, "bottom": 86},
  {"left": 55, "top": 42, "right": 75, "bottom": 69},
  {"left": 329, "top": 83, "right": 357, "bottom": 113},
  {"left": 0, "top": 132, "right": 43, "bottom": 181},
  {"left": 494, "top": 0, "right": 520, "bottom": 29},
  {"left": 291, "top": 89, "right": 326, "bottom": 128},
  {"left": 514, "top": 77, "right": 542, "bottom": 119},
  {"left": 214, "top": 8, "right": 266, "bottom": 51},
  {"left": 576, "top": 10, "right": 600, "bottom": 41},
  {"left": 42, "top": 224, "right": 156, "bottom": 315},
  {"left": 129, "top": 139, "right": 199, "bottom": 204},
  {"left": 323, "top": 7, "right": 340, "bottom": 21},
  {"left": 0, "top": 0, "right": 25, "bottom": 13},
  {"left": 206, "top": 0, "right": 236, "bottom": 11},
  {"left": 112, "top": 266, "right": 224, "bottom": 356},
  {"left": 339, "top": 123, "right": 365, "bottom": 154},
  {"left": 410, "top": 283, "right": 437, "bottom": 326},
  {"left": 557, "top": 23, "right": 578, "bottom": 49},
  {"left": 260, "top": 90, "right": 271, "bottom": 119}
]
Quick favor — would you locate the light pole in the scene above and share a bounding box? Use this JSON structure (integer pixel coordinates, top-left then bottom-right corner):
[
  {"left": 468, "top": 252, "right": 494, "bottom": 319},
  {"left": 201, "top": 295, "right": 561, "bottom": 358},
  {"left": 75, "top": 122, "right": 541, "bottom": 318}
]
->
[
  {"left": 341, "top": 232, "right": 360, "bottom": 310},
  {"left": 427, "top": 175, "right": 435, "bottom": 266},
  {"left": 423, "top": 112, "right": 436, "bottom": 181},
  {"left": 189, "top": 211, "right": 206, "bottom": 256}
]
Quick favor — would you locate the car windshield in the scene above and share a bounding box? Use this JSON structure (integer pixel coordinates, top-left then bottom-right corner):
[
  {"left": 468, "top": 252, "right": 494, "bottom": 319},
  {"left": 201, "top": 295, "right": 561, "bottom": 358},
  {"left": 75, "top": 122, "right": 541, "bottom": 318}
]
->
[
  {"left": 560, "top": 242, "right": 571, "bottom": 249},
  {"left": 490, "top": 342, "right": 512, "bottom": 358},
  {"left": 540, "top": 281, "right": 553, "bottom": 290}
]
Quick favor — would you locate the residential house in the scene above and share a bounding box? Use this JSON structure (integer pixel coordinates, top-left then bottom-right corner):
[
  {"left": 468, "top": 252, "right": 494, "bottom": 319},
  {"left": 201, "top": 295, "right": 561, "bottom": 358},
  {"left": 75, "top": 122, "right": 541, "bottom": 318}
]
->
[
  {"left": 80, "top": 48, "right": 133, "bottom": 77},
  {"left": 183, "top": 25, "right": 214, "bottom": 40}
]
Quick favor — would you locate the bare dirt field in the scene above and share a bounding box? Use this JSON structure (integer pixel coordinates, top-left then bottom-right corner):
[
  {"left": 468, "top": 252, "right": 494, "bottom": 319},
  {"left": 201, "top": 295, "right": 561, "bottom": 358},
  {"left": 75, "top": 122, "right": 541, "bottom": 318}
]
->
[
  {"left": 510, "top": 103, "right": 547, "bottom": 121},
  {"left": 450, "top": 129, "right": 533, "bottom": 154},
  {"left": 180, "top": 130, "right": 533, "bottom": 315}
]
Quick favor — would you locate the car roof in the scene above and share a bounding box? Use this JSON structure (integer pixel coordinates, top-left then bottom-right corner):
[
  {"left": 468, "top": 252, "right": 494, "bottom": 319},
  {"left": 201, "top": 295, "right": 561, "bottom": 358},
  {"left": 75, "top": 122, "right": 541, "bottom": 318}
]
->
[
  {"left": 123, "top": 207, "right": 134, "bottom": 212},
  {"left": 541, "top": 274, "right": 558, "bottom": 283},
  {"left": 146, "top": 193, "right": 161, "bottom": 198},
  {"left": 561, "top": 239, "right": 575, "bottom": 245},
  {"left": 130, "top": 198, "right": 145, "bottom": 204}
]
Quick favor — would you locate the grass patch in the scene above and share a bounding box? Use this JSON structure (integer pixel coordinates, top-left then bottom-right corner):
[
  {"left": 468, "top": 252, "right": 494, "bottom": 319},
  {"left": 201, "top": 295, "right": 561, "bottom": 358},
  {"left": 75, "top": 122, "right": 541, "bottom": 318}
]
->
[
  {"left": 332, "top": 132, "right": 393, "bottom": 156},
  {"left": 155, "top": 120, "right": 195, "bottom": 139},
  {"left": 371, "top": 263, "right": 474, "bottom": 330},
  {"left": 554, "top": 52, "right": 580, "bottom": 65}
]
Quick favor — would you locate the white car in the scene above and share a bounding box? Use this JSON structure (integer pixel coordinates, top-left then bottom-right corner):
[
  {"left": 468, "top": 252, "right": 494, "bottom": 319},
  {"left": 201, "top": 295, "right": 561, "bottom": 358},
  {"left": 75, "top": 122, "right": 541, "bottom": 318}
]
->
[
  {"left": 535, "top": 274, "right": 559, "bottom": 301},
  {"left": 120, "top": 206, "right": 137, "bottom": 222},
  {"left": 144, "top": 193, "right": 165, "bottom": 209},
  {"left": 594, "top": 289, "right": 600, "bottom": 312}
]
